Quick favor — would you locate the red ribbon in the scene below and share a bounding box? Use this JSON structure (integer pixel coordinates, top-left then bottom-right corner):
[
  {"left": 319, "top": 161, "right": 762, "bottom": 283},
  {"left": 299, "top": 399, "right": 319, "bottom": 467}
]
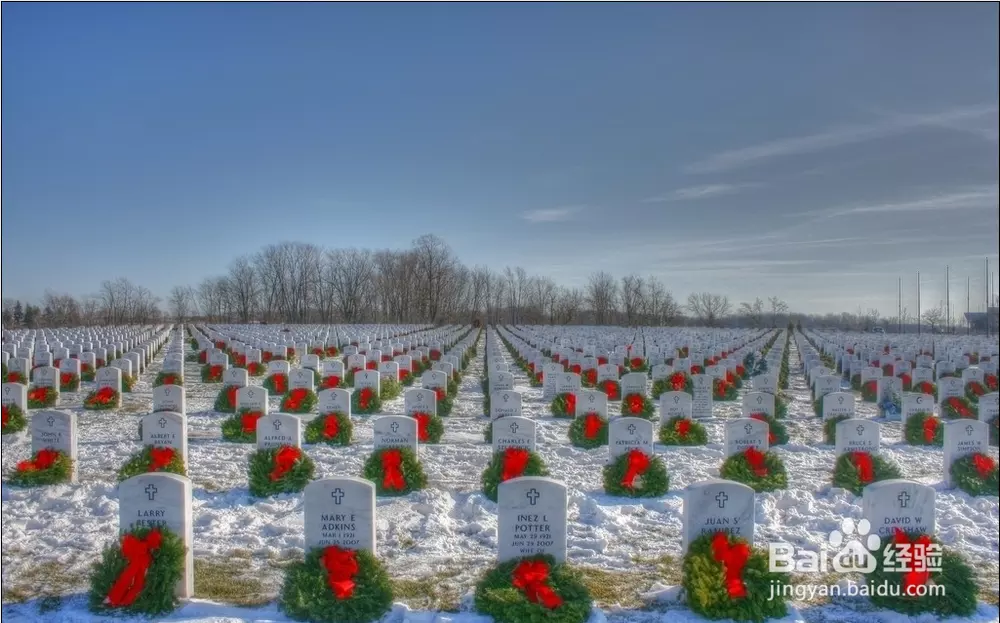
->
[
  {"left": 511, "top": 560, "right": 563, "bottom": 609},
  {"left": 744, "top": 447, "right": 768, "bottom": 477},
  {"left": 272, "top": 374, "right": 287, "bottom": 394},
  {"left": 564, "top": 393, "right": 576, "bottom": 415},
  {"left": 630, "top": 358, "right": 643, "bottom": 369},
  {"left": 922, "top": 417, "right": 938, "bottom": 443},
  {"left": 670, "top": 373, "right": 686, "bottom": 392},
  {"left": 892, "top": 529, "right": 932, "bottom": 595},
  {"left": 750, "top": 413, "right": 776, "bottom": 445},
  {"left": 626, "top": 394, "right": 645, "bottom": 415},
  {"left": 359, "top": 387, "right": 375, "bottom": 410},
  {"left": 321, "top": 546, "right": 359, "bottom": 599},
  {"left": 60, "top": 372, "right": 73, "bottom": 386},
  {"left": 711, "top": 532, "right": 750, "bottom": 599},
  {"left": 269, "top": 446, "right": 302, "bottom": 481},
  {"left": 621, "top": 449, "right": 650, "bottom": 489},
  {"left": 501, "top": 447, "right": 530, "bottom": 481},
  {"left": 105, "top": 530, "right": 163, "bottom": 607},
  {"left": 323, "top": 415, "right": 340, "bottom": 439},
  {"left": 16, "top": 448, "right": 61, "bottom": 473},
  {"left": 208, "top": 365, "right": 223, "bottom": 380},
  {"left": 2, "top": 406, "right": 9, "bottom": 426},
  {"left": 675, "top": 419, "right": 691, "bottom": 437},
  {"left": 28, "top": 387, "right": 49, "bottom": 402},
  {"left": 148, "top": 447, "right": 175, "bottom": 471},
  {"left": 851, "top": 451, "right": 874, "bottom": 483},
  {"left": 584, "top": 369, "right": 597, "bottom": 385},
  {"left": 413, "top": 412, "right": 431, "bottom": 441},
  {"left": 162, "top": 375, "right": 177, "bottom": 385},
  {"left": 241, "top": 412, "right": 262, "bottom": 434},
  {"left": 972, "top": 453, "right": 996, "bottom": 478},
  {"left": 226, "top": 386, "right": 238, "bottom": 409},
  {"left": 381, "top": 449, "right": 405, "bottom": 490},
  {"left": 603, "top": 381, "right": 619, "bottom": 400},
  {"left": 285, "top": 388, "right": 308, "bottom": 411},
  {"left": 433, "top": 388, "right": 446, "bottom": 404},
  {"left": 582, "top": 413, "right": 603, "bottom": 439}
]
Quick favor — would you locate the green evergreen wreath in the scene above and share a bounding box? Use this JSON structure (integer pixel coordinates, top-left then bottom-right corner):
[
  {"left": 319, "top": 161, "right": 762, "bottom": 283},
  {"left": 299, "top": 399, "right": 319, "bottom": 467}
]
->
[
  {"left": 80, "top": 363, "right": 96, "bottom": 382},
  {"left": 659, "top": 416, "right": 708, "bottom": 445},
  {"left": 822, "top": 415, "right": 850, "bottom": 444},
  {"left": 379, "top": 378, "right": 402, "bottom": 401},
  {"left": 351, "top": 387, "right": 383, "bottom": 415},
  {"left": 864, "top": 534, "right": 977, "bottom": 617},
  {"left": 117, "top": 446, "right": 186, "bottom": 482},
  {"left": 200, "top": 364, "right": 224, "bottom": 384},
  {"left": 773, "top": 394, "right": 788, "bottom": 419},
  {"left": 941, "top": 396, "right": 977, "bottom": 420},
  {"left": 620, "top": 393, "right": 656, "bottom": 419},
  {"left": 279, "top": 546, "right": 393, "bottom": 623},
  {"left": 248, "top": 445, "right": 315, "bottom": 497},
  {"left": 447, "top": 379, "right": 459, "bottom": 397},
  {"left": 830, "top": 451, "right": 901, "bottom": 495},
  {"left": 304, "top": 412, "right": 353, "bottom": 446},
  {"left": 246, "top": 361, "right": 266, "bottom": 377},
  {"left": 719, "top": 450, "right": 788, "bottom": 493},
  {"left": 949, "top": 453, "right": 999, "bottom": 497},
  {"left": 362, "top": 447, "right": 427, "bottom": 496},
  {"left": 903, "top": 412, "right": 943, "bottom": 446},
  {"left": 682, "top": 531, "right": 788, "bottom": 623},
  {"left": 87, "top": 525, "right": 186, "bottom": 617},
  {"left": 550, "top": 393, "right": 575, "bottom": 418},
  {"left": 60, "top": 372, "right": 80, "bottom": 392},
  {"left": 7, "top": 449, "right": 74, "bottom": 487},
  {"left": 410, "top": 412, "right": 445, "bottom": 444},
  {"left": 474, "top": 554, "right": 592, "bottom": 623},
  {"left": 221, "top": 408, "right": 264, "bottom": 443},
  {"left": 27, "top": 386, "right": 58, "bottom": 408},
  {"left": 712, "top": 378, "right": 739, "bottom": 402},
  {"left": 861, "top": 380, "right": 878, "bottom": 403},
  {"left": 480, "top": 448, "right": 549, "bottom": 502},
  {"left": 153, "top": 372, "right": 184, "bottom": 387},
  {"left": 602, "top": 449, "right": 668, "bottom": 497},
  {"left": 281, "top": 388, "right": 318, "bottom": 414},
  {"left": 263, "top": 373, "right": 290, "bottom": 396},
  {"left": 213, "top": 385, "right": 240, "bottom": 413},
  {"left": 567, "top": 413, "right": 608, "bottom": 449},
  {"left": 121, "top": 374, "right": 136, "bottom": 393},
  {"left": 1, "top": 403, "right": 27, "bottom": 434},
  {"left": 748, "top": 414, "right": 788, "bottom": 446}
]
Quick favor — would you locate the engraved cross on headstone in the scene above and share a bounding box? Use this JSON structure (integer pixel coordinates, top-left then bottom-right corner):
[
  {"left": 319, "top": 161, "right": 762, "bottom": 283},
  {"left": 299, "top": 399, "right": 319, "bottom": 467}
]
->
[
  {"left": 145, "top": 484, "right": 158, "bottom": 501},
  {"left": 159, "top": 417, "right": 167, "bottom": 429},
  {"left": 856, "top": 424, "right": 865, "bottom": 436},
  {"left": 509, "top": 422, "right": 519, "bottom": 434},
  {"left": 526, "top": 488, "right": 540, "bottom": 505},
  {"left": 716, "top": 492, "right": 728, "bottom": 508},
  {"left": 897, "top": 491, "right": 910, "bottom": 508},
  {"left": 756, "top": 395, "right": 763, "bottom": 405},
  {"left": 390, "top": 422, "right": 399, "bottom": 433},
  {"left": 744, "top": 423, "right": 753, "bottom": 435},
  {"left": 273, "top": 419, "right": 282, "bottom": 431},
  {"left": 966, "top": 425, "right": 975, "bottom": 436},
  {"left": 628, "top": 423, "right": 637, "bottom": 435},
  {"left": 331, "top": 488, "right": 344, "bottom": 504},
  {"left": 47, "top": 415, "right": 55, "bottom": 427}
]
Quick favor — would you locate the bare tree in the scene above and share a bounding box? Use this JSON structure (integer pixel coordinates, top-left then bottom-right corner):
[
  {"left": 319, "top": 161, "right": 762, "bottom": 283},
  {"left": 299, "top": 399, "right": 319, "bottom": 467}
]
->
[
  {"left": 739, "top": 297, "right": 765, "bottom": 328},
  {"left": 687, "top": 292, "right": 731, "bottom": 327},
  {"left": 167, "top": 286, "right": 197, "bottom": 323},
  {"left": 767, "top": 296, "right": 789, "bottom": 328},
  {"left": 922, "top": 304, "right": 945, "bottom": 332},
  {"left": 553, "top": 287, "right": 584, "bottom": 324},
  {"left": 620, "top": 275, "right": 645, "bottom": 326},
  {"left": 228, "top": 256, "right": 259, "bottom": 322},
  {"left": 587, "top": 271, "right": 619, "bottom": 325},
  {"left": 327, "top": 249, "right": 376, "bottom": 323}
]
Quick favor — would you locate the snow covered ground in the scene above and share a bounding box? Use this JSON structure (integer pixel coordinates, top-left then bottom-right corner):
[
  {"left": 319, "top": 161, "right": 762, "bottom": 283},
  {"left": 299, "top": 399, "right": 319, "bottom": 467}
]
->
[{"left": 2, "top": 329, "right": 998, "bottom": 622}]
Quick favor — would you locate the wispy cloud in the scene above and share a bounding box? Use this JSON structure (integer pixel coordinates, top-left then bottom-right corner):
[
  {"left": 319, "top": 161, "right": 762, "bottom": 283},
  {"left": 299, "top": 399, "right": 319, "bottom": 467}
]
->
[
  {"left": 642, "top": 183, "right": 761, "bottom": 203},
  {"left": 685, "top": 103, "right": 999, "bottom": 174},
  {"left": 520, "top": 206, "right": 583, "bottom": 223},
  {"left": 797, "top": 185, "right": 999, "bottom": 219}
]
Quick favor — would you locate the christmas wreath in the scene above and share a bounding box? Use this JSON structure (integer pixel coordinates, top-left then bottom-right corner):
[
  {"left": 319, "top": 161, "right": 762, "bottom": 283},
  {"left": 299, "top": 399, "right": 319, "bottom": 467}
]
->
[
  {"left": 602, "top": 448, "right": 668, "bottom": 497},
  {"left": 964, "top": 381, "right": 987, "bottom": 403},
  {"left": 5, "top": 371, "right": 27, "bottom": 385},
  {"left": 950, "top": 453, "right": 998, "bottom": 497},
  {"left": 691, "top": 365, "right": 704, "bottom": 375},
  {"left": 278, "top": 546, "right": 393, "bottom": 623},
  {"left": 748, "top": 413, "right": 788, "bottom": 446},
  {"left": 550, "top": 393, "right": 576, "bottom": 418},
  {"left": 27, "top": 386, "right": 58, "bottom": 408},
  {"left": 363, "top": 447, "right": 426, "bottom": 496},
  {"left": 620, "top": 393, "right": 655, "bottom": 419},
  {"left": 410, "top": 411, "right": 444, "bottom": 444},
  {"left": 221, "top": 409, "right": 264, "bottom": 443},
  {"left": 117, "top": 446, "right": 186, "bottom": 482},
  {"left": 399, "top": 368, "right": 414, "bottom": 386},
  {"left": 380, "top": 377, "right": 402, "bottom": 401},
  {"left": 567, "top": 412, "right": 608, "bottom": 449},
  {"left": 60, "top": 372, "right": 80, "bottom": 392},
  {"left": 682, "top": 531, "right": 788, "bottom": 623},
  {"left": 263, "top": 372, "right": 289, "bottom": 396},
  {"left": 281, "top": 388, "right": 317, "bottom": 414},
  {"left": 153, "top": 372, "right": 183, "bottom": 387},
  {"left": 1, "top": 403, "right": 27, "bottom": 434},
  {"left": 447, "top": 378, "right": 459, "bottom": 398},
  {"left": 200, "top": 364, "right": 224, "bottom": 384},
  {"left": 659, "top": 416, "right": 708, "bottom": 446},
  {"left": 351, "top": 387, "right": 382, "bottom": 415},
  {"left": 431, "top": 387, "right": 454, "bottom": 417},
  {"left": 248, "top": 445, "right": 315, "bottom": 497},
  {"left": 87, "top": 526, "right": 186, "bottom": 617},
  {"left": 481, "top": 447, "right": 549, "bottom": 502},
  {"left": 213, "top": 386, "right": 240, "bottom": 413},
  {"left": 719, "top": 448, "right": 788, "bottom": 493},
  {"left": 865, "top": 530, "right": 977, "bottom": 617},
  {"left": 246, "top": 361, "right": 265, "bottom": 377},
  {"left": 860, "top": 380, "right": 878, "bottom": 403},
  {"left": 85, "top": 387, "right": 121, "bottom": 410},
  {"left": 773, "top": 393, "right": 788, "bottom": 419},
  {"left": 529, "top": 371, "right": 544, "bottom": 387},
  {"left": 8, "top": 448, "right": 73, "bottom": 487},
  {"left": 628, "top": 357, "right": 648, "bottom": 373},
  {"left": 318, "top": 375, "right": 342, "bottom": 390},
  {"left": 652, "top": 372, "right": 693, "bottom": 400},
  {"left": 324, "top": 345, "right": 340, "bottom": 358},
  {"left": 712, "top": 378, "right": 738, "bottom": 402},
  {"left": 831, "top": 451, "right": 901, "bottom": 495},
  {"left": 904, "top": 412, "right": 943, "bottom": 446},
  {"left": 304, "top": 412, "right": 353, "bottom": 446},
  {"left": 941, "top": 396, "right": 977, "bottom": 420},
  {"left": 822, "top": 415, "right": 850, "bottom": 444},
  {"left": 725, "top": 371, "right": 743, "bottom": 390},
  {"left": 910, "top": 381, "right": 937, "bottom": 400},
  {"left": 581, "top": 368, "right": 598, "bottom": 388},
  {"left": 474, "top": 554, "right": 592, "bottom": 623},
  {"left": 599, "top": 379, "right": 621, "bottom": 401},
  {"left": 986, "top": 373, "right": 998, "bottom": 392},
  {"left": 122, "top": 375, "right": 136, "bottom": 393}
]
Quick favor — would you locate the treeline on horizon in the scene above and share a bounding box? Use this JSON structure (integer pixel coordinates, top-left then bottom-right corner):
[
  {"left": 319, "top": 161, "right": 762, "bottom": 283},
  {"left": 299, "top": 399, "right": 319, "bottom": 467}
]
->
[{"left": 0, "top": 234, "right": 973, "bottom": 333}]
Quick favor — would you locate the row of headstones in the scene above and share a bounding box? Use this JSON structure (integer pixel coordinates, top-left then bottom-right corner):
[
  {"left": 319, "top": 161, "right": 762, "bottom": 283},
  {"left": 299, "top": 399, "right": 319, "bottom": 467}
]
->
[
  {"left": 3, "top": 325, "right": 172, "bottom": 369},
  {"left": 805, "top": 327, "right": 999, "bottom": 370},
  {"left": 192, "top": 322, "right": 447, "bottom": 353}
]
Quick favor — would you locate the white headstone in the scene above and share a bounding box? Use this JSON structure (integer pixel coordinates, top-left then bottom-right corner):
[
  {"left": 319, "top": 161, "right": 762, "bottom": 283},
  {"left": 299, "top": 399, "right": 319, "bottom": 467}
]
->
[
  {"left": 862, "top": 480, "right": 935, "bottom": 539},
  {"left": 608, "top": 417, "right": 654, "bottom": 461},
  {"left": 659, "top": 391, "right": 693, "bottom": 423},
  {"left": 492, "top": 417, "right": 537, "bottom": 453},
  {"left": 303, "top": 477, "right": 376, "bottom": 554},
  {"left": 497, "top": 477, "right": 567, "bottom": 563},
  {"left": 683, "top": 479, "right": 755, "bottom": 552},
  {"left": 30, "top": 410, "right": 78, "bottom": 482},
  {"left": 372, "top": 415, "right": 418, "bottom": 454},
  {"left": 318, "top": 388, "right": 351, "bottom": 416},
  {"left": 257, "top": 413, "right": 302, "bottom": 450},
  {"left": 236, "top": 386, "right": 269, "bottom": 415},
  {"left": 490, "top": 390, "right": 522, "bottom": 420},
  {"left": 724, "top": 418, "right": 769, "bottom": 458},
  {"left": 943, "top": 420, "right": 990, "bottom": 488},
  {"left": 141, "top": 411, "right": 188, "bottom": 462},
  {"left": 834, "top": 419, "right": 880, "bottom": 457}
]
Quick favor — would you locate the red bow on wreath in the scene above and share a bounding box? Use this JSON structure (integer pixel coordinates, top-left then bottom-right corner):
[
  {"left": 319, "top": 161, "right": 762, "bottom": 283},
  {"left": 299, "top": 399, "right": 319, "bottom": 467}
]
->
[
  {"left": 923, "top": 417, "right": 938, "bottom": 443},
  {"left": 323, "top": 415, "right": 339, "bottom": 439},
  {"left": 105, "top": 529, "right": 163, "bottom": 607},
  {"left": 322, "top": 546, "right": 359, "bottom": 600},
  {"left": 892, "top": 529, "right": 932, "bottom": 595},
  {"left": 148, "top": 447, "right": 176, "bottom": 471},
  {"left": 241, "top": 412, "right": 262, "bottom": 434},
  {"left": 744, "top": 447, "right": 768, "bottom": 478},
  {"left": 972, "top": 453, "right": 996, "bottom": 478},
  {"left": 621, "top": 449, "right": 650, "bottom": 489},
  {"left": 711, "top": 532, "right": 750, "bottom": 599},
  {"left": 851, "top": 451, "right": 874, "bottom": 484},
  {"left": 501, "top": 447, "right": 530, "bottom": 481},
  {"left": 603, "top": 381, "right": 619, "bottom": 400},
  {"left": 675, "top": 419, "right": 691, "bottom": 437},
  {"left": 270, "top": 446, "right": 302, "bottom": 481},
  {"left": 359, "top": 387, "right": 375, "bottom": 410},
  {"left": 2, "top": 406, "right": 9, "bottom": 426},
  {"left": 433, "top": 387, "right": 446, "bottom": 404},
  {"left": 626, "top": 394, "right": 645, "bottom": 415},
  {"left": 16, "top": 448, "right": 60, "bottom": 473},
  {"left": 226, "top": 386, "right": 238, "bottom": 408},
  {"left": 381, "top": 449, "right": 405, "bottom": 490},
  {"left": 564, "top": 393, "right": 576, "bottom": 415},
  {"left": 670, "top": 373, "right": 686, "bottom": 392},
  {"left": 511, "top": 560, "right": 563, "bottom": 609},
  {"left": 582, "top": 413, "right": 602, "bottom": 439},
  {"left": 413, "top": 412, "right": 431, "bottom": 441}
]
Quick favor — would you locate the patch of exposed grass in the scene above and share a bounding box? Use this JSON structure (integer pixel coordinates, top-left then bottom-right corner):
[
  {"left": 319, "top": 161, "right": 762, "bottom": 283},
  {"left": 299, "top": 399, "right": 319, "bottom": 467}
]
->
[
  {"left": 575, "top": 566, "right": 661, "bottom": 609},
  {"left": 194, "top": 558, "right": 272, "bottom": 607},
  {"left": 0, "top": 560, "right": 85, "bottom": 604},
  {"left": 391, "top": 568, "right": 467, "bottom": 612}
]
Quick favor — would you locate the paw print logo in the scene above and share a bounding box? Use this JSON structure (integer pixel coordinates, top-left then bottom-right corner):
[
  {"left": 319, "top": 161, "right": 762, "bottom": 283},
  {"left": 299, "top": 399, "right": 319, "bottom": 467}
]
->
[{"left": 829, "top": 518, "right": 881, "bottom": 573}]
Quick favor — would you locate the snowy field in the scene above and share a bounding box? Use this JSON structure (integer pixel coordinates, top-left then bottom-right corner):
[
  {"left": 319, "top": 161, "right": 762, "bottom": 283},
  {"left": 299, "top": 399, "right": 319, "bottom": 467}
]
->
[{"left": 2, "top": 328, "right": 998, "bottom": 623}]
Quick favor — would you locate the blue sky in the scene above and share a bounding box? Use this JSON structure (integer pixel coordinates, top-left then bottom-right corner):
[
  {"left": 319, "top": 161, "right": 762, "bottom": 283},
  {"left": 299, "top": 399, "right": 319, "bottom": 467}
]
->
[{"left": 2, "top": 3, "right": 998, "bottom": 316}]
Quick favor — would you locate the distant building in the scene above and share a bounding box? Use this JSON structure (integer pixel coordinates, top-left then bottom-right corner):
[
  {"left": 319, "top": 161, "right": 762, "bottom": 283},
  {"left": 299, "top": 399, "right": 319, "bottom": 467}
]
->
[{"left": 964, "top": 307, "right": 999, "bottom": 333}]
